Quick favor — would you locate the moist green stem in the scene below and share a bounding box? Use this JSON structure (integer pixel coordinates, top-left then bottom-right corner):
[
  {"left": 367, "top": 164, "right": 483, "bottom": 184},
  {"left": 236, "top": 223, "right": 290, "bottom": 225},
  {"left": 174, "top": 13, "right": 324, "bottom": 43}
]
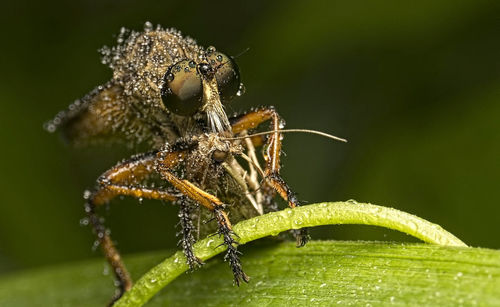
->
[{"left": 115, "top": 201, "right": 466, "bottom": 307}]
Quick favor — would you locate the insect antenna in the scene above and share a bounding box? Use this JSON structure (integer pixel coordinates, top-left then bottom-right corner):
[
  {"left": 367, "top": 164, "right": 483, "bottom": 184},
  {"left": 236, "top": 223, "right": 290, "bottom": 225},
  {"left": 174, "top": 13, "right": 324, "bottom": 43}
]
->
[
  {"left": 232, "top": 47, "right": 250, "bottom": 60},
  {"left": 223, "top": 129, "right": 348, "bottom": 143},
  {"left": 214, "top": 47, "right": 250, "bottom": 71}
]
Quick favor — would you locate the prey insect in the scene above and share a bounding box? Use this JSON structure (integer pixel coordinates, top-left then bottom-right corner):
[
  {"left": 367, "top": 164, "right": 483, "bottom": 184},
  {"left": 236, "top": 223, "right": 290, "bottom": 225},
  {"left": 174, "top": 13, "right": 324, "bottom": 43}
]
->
[{"left": 46, "top": 23, "right": 310, "bottom": 304}]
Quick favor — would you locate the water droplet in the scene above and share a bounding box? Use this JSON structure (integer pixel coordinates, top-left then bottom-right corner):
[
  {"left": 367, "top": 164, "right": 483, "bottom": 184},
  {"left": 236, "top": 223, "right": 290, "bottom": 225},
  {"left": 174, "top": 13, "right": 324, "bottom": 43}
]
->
[
  {"left": 83, "top": 190, "right": 92, "bottom": 200},
  {"left": 236, "top": 83, "right": 246, "bottom": 96},
  {"left": 102, "top": 264, "right": 109, "bottom": 276},
  {"left": 407, "top": 221, "right": 418, "bottom": 232},
  {"left": 45, "top": 123, "right": 56, "bottom": 133},
  {"left": 144, "top": 21, "right": 153, "bottom": 32},
  {"left": 79, "top": 218, "right": 89, "bottom": 226}
]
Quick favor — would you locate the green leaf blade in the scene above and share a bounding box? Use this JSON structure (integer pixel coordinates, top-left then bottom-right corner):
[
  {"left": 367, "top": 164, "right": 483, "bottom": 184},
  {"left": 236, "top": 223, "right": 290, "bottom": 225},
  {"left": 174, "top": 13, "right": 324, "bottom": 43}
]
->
[
  {"left": 154, "top": 241, "right": 500, "bottom": 306},
  {"left": 1, "top": 241, "right": 498, "bottom": 306}
]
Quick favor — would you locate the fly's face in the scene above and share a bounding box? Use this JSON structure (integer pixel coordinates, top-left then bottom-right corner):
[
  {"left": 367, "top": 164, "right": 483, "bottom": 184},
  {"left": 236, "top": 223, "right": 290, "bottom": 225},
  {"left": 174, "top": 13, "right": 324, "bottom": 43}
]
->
[{"left": 160, "top": 47, "right": 242, "bottom": 133}]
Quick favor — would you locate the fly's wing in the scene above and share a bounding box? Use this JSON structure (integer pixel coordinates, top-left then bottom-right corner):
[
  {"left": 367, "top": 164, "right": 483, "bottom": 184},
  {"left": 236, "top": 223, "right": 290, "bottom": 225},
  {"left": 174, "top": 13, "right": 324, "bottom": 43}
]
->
[{"left": 46, "top": 82, "right": 175, "bottom": 147}]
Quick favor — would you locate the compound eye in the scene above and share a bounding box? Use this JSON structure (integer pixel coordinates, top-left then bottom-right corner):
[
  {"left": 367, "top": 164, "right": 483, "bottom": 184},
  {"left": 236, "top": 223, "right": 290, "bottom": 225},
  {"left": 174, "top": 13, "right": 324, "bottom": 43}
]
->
[
  {"left": 161, "top": 60, "right": 203, "bottom": 116},
  {"left": 207, "top": 51, "right": 240, "bottom": 103}
]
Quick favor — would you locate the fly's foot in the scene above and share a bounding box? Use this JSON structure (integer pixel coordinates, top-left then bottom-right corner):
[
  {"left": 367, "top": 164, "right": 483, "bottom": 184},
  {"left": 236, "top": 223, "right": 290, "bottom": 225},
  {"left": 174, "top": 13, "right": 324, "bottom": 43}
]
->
[
  {"left": 291, "top": 227, "right": 310, "bottom": 247},
  {"left": 214, "top": 208, "right": 250, "bottom": 286},
  {"left": 178, "top": 234, "right": 203, "bottom": 269},
  {"left": 107, "top": 280, "right": 127, "bottom": 307},
  {"left": 182, "top": 242, "right": 204, "bottom": 270},
  {"left": 225, "top": 241, "right": 249, "bottom": 286},
  {"left": 286, "top": 195, "right": 310, "bottom": 247}
]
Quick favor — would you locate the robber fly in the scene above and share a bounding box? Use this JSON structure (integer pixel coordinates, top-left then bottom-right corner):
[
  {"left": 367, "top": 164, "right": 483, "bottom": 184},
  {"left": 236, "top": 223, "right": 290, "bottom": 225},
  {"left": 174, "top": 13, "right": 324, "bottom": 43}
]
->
[{"left": 46, "top": 23, "right": 309, "bottom": 303}]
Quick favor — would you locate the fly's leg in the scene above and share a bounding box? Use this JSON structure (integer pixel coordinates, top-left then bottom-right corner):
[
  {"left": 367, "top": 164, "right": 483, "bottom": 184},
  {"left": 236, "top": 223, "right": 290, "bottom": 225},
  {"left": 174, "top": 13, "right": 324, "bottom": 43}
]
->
[
  {"left": 85, "top": 201, "right": 130, "bottom": 306},
  {"left": 87, "top": 151, "right": 178, "bottom": 304},
  {"left": 230, "top": 107, "right": 310, "bottom": 246},
  {"left": 177, "top": 197, "right": 203, "bottom": 269},
  {"left": 157, "top": 150, "right": 249, "bottom": 285},
  {"left": 91, "top": 151, "right": 177, "bottom": 205}
]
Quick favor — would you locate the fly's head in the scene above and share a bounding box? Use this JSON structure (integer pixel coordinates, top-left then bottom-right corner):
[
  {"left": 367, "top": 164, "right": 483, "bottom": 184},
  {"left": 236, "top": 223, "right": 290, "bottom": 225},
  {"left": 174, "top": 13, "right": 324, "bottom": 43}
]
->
[
  {"left": 46, "top": 26, "right": 248, "bottom": 148},
  {"left": 160, "top": 46, "right": 242, "bottom": 134}
]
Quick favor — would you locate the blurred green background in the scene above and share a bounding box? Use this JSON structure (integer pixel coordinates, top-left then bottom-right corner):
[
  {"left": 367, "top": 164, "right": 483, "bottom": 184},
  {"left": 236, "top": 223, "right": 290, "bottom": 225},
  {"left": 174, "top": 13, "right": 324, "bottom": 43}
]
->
[{"left": 0, "top": 0, "right": 499, "bottom": 275}]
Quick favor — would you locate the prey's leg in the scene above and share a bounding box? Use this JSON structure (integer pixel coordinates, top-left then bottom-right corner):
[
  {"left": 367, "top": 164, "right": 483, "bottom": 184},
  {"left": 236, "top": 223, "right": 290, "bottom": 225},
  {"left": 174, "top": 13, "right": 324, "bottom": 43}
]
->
[{"left": 230, "top": 107, "right": 310, "bottom": 246}]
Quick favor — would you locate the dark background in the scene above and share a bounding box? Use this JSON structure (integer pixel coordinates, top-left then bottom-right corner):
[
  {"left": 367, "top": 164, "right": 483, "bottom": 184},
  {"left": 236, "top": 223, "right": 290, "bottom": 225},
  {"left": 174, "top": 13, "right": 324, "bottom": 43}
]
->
[{"left": 1, "top": 0, "right": 499, "bottom": 275}]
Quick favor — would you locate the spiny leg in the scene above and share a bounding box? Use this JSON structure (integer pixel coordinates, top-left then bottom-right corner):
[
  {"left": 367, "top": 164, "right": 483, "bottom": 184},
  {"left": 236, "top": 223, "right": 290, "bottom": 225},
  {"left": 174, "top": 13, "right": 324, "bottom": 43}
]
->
[
  {"left": 177, "top": 197, "right": 203, "bottom": 269},
  {"left": 157, "top": 151, "right": 249, "bottom": 285},
  {"left": 230, "top": 107, "right": 310, "bottom": 246},
  {"left": 87, "top": 151, "right": 178, "bottom": 304}
]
